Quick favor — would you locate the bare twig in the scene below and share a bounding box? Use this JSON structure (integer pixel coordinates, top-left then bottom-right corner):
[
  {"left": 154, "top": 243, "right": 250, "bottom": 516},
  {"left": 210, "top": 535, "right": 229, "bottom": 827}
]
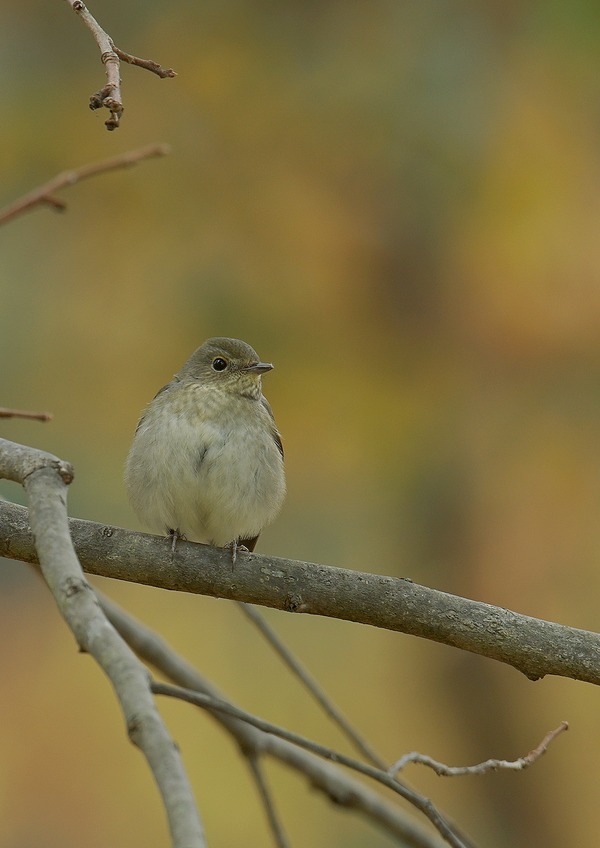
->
[
  {"left": 238, "top": 601, "right": 387, "bottom": 769},
  {"left": 152, "top": 681, "right": 470, "bottom": 848},
  {"left": 389, "top": 722, "right": 569, "bottom": 777},
  {"left": 246, "top": 755, "right": 290, "bottom": 848},
  {"left": 99, "top": 592, "right": 449, "bottom": 848},
  {"left": 0, "top": 145, "right": 170, "bottom": 226},
  {"left": 0, "top": 408, "right": 53, "bottom": 422},
  {"left": 64, "top": 0, "right": 176, "bottom": 129},
  {"left": 114, "top": 45, "right": 177, "bottom": 79},
  {"left": 0, "top": 440, "right": 205, "bottom": 848}
]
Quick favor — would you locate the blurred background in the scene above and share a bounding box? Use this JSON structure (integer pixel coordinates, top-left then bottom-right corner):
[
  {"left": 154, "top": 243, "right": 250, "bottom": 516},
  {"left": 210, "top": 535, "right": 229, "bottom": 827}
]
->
[{"left": 2, "top": 1, "right": 600, "bottom": 845}]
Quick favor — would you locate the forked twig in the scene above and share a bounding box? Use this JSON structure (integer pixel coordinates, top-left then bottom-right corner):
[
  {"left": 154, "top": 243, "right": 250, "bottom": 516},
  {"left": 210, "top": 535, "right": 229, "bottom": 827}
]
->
[{"left": 65, "top": 0, "right": 176, "bottom": 129}]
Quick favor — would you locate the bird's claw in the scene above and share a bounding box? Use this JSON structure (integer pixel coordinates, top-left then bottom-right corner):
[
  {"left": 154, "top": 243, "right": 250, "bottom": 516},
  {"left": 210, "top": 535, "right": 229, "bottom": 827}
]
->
[
  {"left": 228, "top": 538, "right": 250, "bottom": 568},
  {"left": 168, "top": 528, "right": 186, "bottom": 560}
]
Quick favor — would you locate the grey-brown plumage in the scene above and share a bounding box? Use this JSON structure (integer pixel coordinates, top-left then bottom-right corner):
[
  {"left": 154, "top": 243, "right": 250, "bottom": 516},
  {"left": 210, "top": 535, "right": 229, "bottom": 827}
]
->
[{"left": 125, "top": 338, "right": 286, "bottom": 554}]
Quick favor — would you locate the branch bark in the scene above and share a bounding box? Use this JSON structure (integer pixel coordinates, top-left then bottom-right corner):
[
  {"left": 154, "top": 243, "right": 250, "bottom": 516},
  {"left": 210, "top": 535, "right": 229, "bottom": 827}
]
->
[
  {"left": 2, "top": 491, "right": 599, "bottom": 686},
  {"left": 0, "top": 440, "right": 205, "bottom": 848}
]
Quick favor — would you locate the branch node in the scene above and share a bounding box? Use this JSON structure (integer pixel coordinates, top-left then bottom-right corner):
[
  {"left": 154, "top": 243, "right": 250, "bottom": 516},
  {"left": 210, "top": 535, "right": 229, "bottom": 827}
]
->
[
  {"left": 56, "top": 460, "right": 75, "bottom": 484},
  {"left": 42, "top": 195, "right": 67, "bottom": 211},
  {"left": 284, "top": 592, "right": 306, "bottom": 613},
  {"left": 64, "top": 576, "right": 90, "bottom": 598},
  {"left": 89, "top": 90, "right": 104, "bottom": 111},
  {"left": 100, "top": 50, "right": 119, "bottom": 67},
  {"left": 127, "top": 715, "right": 142, "bottom": 740}
]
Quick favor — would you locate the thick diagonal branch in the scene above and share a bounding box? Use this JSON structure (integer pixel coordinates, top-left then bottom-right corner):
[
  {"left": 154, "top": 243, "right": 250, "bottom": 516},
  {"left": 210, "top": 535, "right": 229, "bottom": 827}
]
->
[{"left": 0, "top": 441, "right": 205, "bottom": 848}]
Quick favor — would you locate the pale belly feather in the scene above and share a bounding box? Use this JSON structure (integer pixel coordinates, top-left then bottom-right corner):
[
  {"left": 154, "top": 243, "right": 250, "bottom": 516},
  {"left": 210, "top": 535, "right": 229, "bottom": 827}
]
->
[{"left": 125, "top": 383, "right": 285, "bottom": 546}]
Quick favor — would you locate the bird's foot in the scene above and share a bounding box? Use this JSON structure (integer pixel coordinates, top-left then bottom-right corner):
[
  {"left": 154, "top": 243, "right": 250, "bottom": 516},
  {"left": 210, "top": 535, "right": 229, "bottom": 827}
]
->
[
  {"left": 168, "top": 528, "right": 186, "bottom": 559},
  {"left": 227, "top": 538, "right": 250, "bottom": 568}
]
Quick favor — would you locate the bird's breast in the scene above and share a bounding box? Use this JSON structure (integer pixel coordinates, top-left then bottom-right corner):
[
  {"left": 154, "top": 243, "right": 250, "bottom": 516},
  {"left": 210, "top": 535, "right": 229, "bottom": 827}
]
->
[{"left": 127, "top": 383, "right": 285, "bottom": 545}]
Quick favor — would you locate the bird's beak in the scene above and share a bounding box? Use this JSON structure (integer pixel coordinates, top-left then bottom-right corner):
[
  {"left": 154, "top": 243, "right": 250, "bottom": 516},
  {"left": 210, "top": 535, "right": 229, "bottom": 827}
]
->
[{"left": 243, "top": 361, "right": 274, "bottom": 374}]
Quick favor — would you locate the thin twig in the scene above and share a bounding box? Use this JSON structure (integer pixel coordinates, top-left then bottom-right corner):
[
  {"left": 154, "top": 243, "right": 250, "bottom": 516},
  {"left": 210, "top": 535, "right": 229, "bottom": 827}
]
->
[
  {"left": 152, "top": 681, "right": 471, "bottom": 848},
  {"left": 0, "top": 408, "right": 53, "bottom": 422},
  {"left": 65, "top": 0, "right": 176, "bottom": 129},
  {"left": 246, "top": 755, "right": 291, "bottom": 848},
  {"left": 238, "top": 601, "right": 387, "bottom": 769},
  {"left": 0, "top": 145, "right": 170, "bottom": 226},
  {"left": 114, "top": 45, "right": 177, "bottom": 78},
  {"left": 389, "top": 722, "right": 569, "bottom": 777}
]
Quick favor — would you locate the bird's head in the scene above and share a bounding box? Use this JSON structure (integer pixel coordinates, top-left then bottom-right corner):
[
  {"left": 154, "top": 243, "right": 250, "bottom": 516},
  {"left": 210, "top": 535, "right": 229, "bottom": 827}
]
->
[{"left": 178, "top": 337, "right": 273, "bottom": 399}]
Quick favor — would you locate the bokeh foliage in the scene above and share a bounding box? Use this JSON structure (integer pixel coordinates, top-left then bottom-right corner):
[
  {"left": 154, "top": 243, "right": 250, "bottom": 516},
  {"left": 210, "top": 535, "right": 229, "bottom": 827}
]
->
[{"left": 2, "top": 2, "right": 600, "bottom": 846}]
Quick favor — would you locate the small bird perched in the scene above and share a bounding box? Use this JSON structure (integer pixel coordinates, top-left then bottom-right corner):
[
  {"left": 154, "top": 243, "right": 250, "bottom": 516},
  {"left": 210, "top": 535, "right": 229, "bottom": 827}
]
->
[{"left": 125, "top": 337, "right": 286, "bottom": 558}]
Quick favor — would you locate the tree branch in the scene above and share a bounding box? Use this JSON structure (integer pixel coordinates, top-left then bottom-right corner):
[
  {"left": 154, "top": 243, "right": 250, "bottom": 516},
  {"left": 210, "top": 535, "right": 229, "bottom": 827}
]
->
[
  {"left": 152, "top": 681, "right": 472, "bottom": 848},
  {"left": 64, "top": 0, "right": 176, "bottom": 130},
  {"left": 0, "top": 441, "right": 205, "bottom": 848},
  {"left": 1, "top": 494, "right": 599, "bottom": 686},
  {"left": 0, "top": 145, "right": 171, "bottom": 226},
  {"left": 99, "top": 592, "right": 451, "bottom": 848}
]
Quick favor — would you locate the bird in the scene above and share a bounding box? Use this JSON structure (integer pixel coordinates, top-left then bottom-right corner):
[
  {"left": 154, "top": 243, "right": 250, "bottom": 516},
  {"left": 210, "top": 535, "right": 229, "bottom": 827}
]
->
[{"left": 124, "top": 337, "right": 286, "bottom": 559}]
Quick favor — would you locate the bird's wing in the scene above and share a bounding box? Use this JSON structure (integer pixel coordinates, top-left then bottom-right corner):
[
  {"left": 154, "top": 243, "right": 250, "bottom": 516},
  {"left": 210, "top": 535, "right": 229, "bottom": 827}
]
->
[
  {"left": 134, "top": 379, "right": 176, "bottom": 435},
  {"left": 261, "top": 396, "right": 284, "bottom": 459}
]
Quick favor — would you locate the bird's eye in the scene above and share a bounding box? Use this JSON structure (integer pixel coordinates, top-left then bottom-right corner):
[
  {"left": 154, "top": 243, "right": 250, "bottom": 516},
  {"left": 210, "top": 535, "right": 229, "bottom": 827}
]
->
[{"left": 212, "top": 357, "right": 228, "bottom": 372}]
